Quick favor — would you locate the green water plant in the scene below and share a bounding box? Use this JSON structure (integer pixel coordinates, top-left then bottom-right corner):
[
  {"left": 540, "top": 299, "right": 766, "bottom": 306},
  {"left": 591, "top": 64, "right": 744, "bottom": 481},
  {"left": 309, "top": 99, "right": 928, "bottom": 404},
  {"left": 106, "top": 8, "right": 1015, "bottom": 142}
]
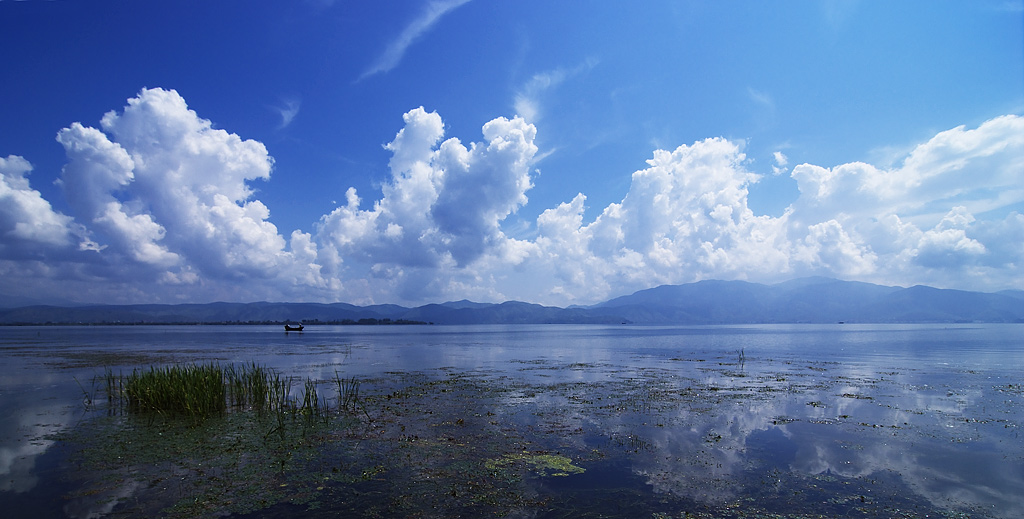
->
[
  {"left": 300, "top": 377, "right": 330, "bottom": 424},
  {"left": 334, "top": 371, "right": 360, "bottom": 412},
  {"left": 225, "top": 362, "right": 275, "bottom": 411},
  {"left": 104, "top": 368, "right": 121, "bottom": 405},
  {"left": 124, "top": 363, "right": 226, "bottom": 418},
  {"left": 106, "top": 362, "right": 349, "bottom": 423}
]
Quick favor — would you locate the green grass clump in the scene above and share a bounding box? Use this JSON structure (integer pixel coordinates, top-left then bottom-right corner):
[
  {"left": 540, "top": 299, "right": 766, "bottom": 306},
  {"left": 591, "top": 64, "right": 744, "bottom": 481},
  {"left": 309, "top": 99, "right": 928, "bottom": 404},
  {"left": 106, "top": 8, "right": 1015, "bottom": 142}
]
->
[
  {"left": 125, "top": 363, "right": 226, "bottom": 418},
  {"left": 334, "top": 372, "right": 360, "bottom": 412},
  {"left": 110, "top": 362, "right": 351, "bottom": 423},
  {"left": 225, "top": 362, "right": 293, "bottom": 413}
]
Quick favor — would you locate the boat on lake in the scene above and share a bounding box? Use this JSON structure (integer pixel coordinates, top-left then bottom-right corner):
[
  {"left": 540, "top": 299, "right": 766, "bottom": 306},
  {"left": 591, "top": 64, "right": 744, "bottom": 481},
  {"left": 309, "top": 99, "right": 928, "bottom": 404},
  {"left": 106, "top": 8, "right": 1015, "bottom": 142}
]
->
[{"left": 284, "top": 324, "right": 304, "bottom": 331}]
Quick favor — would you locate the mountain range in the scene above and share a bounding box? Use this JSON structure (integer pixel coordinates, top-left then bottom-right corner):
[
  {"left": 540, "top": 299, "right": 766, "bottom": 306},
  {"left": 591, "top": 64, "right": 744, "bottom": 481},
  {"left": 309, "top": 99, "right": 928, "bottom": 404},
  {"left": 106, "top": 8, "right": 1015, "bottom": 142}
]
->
[{"left": 2, "top": 277, "right": 1022, "bottom": 325}]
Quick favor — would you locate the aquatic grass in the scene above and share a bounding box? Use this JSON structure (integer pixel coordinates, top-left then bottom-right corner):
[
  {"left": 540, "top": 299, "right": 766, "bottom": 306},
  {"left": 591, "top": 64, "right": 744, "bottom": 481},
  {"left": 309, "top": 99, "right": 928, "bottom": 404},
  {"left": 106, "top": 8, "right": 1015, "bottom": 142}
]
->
[
  {"left": 225, "top": 362, "right": 286, "bottom": 413},
  {"left": 124, "top": 363, "right": 227, "bottom": 418},
  {"left": 300, "top": 378, "right": 330, "bottom": 424},
  {"left": 334, "top": 371, "right": 360, "bottom": 412},
  {"left": 104, "top": 368, "right": 121, "bottom": 405},
  {"left": 102, "top": 362, "right": 354, "bottom": 429},
  {"left": 73, "top": 375, "right": 96, "bottom": 409}
]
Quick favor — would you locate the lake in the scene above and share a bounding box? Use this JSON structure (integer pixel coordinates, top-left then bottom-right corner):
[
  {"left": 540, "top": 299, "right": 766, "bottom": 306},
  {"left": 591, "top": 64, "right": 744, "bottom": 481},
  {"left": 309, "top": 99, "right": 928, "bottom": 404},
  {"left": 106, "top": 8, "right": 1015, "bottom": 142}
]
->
[{"left": 1, "top": 324, "right": 1021, "bottom": 518}]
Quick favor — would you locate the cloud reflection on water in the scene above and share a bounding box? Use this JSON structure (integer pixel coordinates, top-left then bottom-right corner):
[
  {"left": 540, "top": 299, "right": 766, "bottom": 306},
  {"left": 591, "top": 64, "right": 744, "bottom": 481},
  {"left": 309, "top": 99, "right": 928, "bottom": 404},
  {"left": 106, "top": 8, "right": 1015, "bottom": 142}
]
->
[
  {"left": 473, "top": 342, "right": 1023, "bottom": 517},
  {"left": 0, "top": 401, "right": 71, "bottom": 493}
]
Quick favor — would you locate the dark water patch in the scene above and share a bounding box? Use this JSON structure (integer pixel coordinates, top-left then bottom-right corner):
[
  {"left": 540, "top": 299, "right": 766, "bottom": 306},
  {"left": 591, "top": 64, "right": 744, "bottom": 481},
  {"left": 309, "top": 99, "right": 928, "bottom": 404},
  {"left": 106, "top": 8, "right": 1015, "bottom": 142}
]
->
[
  {"left": 1, "top": 442, "right": 73, "bottom": 519},
  {"left": 745, "top": 426, "right": 797, "bottom": 469}
]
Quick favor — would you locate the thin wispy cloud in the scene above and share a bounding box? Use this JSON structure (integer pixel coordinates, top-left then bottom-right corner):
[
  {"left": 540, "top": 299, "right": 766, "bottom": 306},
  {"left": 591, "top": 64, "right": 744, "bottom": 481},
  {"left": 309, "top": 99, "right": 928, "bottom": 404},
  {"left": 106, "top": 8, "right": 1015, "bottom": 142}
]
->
[
  {"left": 273, "top": 97, "right": 301, "bottom": 129},
  {"left": 514, "top": 58, "right": 598, "bottom": 123},
  {"left": 772, "top": 151, "right": 789, "bottom": 176},
  {"left": 357, "top": 0, "right": 472, "bottom": 82},
  {"left": 746, "top": 87, "right": 775, "bottom": 112}
]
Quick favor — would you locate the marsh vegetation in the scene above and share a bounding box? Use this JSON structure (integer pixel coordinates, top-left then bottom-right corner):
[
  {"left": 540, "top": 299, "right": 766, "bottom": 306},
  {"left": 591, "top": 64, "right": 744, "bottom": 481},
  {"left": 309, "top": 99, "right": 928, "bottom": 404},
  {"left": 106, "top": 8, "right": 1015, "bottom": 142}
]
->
[
  {"left": 98, "top": 362, "right": 353, "bottom": 423},
  {"left": 57, "top": 352, "right": 1017, "bottom": 518}
]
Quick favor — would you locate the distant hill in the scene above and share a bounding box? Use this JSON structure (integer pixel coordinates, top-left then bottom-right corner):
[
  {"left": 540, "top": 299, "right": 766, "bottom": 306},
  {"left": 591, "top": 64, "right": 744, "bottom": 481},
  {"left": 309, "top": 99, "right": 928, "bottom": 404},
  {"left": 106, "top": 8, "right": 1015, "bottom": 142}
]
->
[
  {"left": 1, "top": 278, "right": 1022, "bottom": 325},
  {"left": 593, "top": 277, "right": 1024, "bottom": 324},
  {"left": 998, "top": 289, "right": 1024, "bottom": 301},
  {"left": 0, "top": 293, "right": 81, "bottom": 309},
  {"left": 401, "top": 301, "right": 622, "bottom": 325},
  {"left": 0, "top": 301, "right": 410, "bottom": 326}
]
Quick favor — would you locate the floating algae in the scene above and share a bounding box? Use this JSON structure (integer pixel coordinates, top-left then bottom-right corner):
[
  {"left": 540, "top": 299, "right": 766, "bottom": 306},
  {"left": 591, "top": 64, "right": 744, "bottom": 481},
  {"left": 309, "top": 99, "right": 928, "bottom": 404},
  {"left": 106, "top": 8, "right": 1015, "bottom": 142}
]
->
[{"left": 486, "top": 452, "right": 585, "bottom": 478}]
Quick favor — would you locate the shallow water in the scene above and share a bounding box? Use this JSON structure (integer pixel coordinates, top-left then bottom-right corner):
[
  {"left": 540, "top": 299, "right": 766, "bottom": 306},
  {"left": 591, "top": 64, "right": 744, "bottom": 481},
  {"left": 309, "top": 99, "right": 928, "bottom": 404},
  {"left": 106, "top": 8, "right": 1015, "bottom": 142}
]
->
[{"left": 0, "top": 324, "right": 1021, "bottom": 518}]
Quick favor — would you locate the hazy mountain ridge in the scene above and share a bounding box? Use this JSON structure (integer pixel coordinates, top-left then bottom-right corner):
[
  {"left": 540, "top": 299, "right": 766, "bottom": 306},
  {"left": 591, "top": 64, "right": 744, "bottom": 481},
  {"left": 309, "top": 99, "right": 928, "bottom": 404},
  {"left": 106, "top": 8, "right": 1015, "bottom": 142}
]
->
[
  {"left": 594, "top": 278, "right": 1024, "bottom": 323},
  {"left": 2, "top": 278, "right": 1022, "bottom": 325}
]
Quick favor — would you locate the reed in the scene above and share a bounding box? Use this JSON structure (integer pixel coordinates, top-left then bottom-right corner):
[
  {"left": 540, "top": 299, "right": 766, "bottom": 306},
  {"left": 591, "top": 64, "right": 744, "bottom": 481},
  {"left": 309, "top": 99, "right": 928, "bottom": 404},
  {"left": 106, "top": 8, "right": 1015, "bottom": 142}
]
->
[
  {"left": 73, "top": 375, "right": 95, "bottom": 409},
  {"left": 103, "top": 362, "right": 356, "bottom": 427},
  {"left": 225, "top": 362, "right": 281, "bottom": 412},
  {"left": 269, "top": 373, "right": 292, "bottom": 412},
  {"left": 104, "top": 368, "right": 121, "bottom": 405},
  {"left": 299, "top": 378, "right": 331, "bottom": 424},
  {"left": 334, "top": 372, "right": 360, "bottom": 412},
  {"left": 125, "top": 363, "right": 226, "bottom": 418}
]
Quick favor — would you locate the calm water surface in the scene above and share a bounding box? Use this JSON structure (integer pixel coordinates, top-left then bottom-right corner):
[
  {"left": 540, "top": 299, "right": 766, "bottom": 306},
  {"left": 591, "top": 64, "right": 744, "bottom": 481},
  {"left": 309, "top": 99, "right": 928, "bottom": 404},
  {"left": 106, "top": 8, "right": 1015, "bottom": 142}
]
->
[{"left": 0, "top": 324, "right": 1021, "bottom": 518}]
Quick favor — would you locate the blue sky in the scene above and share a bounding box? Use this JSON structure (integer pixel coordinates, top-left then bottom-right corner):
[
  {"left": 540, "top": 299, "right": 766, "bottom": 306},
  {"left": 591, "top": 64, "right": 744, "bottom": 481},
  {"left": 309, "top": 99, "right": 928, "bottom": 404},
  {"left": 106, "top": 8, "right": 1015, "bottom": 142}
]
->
[{"left": 1, "top": 0, "right": 1022, "bottom": 306}]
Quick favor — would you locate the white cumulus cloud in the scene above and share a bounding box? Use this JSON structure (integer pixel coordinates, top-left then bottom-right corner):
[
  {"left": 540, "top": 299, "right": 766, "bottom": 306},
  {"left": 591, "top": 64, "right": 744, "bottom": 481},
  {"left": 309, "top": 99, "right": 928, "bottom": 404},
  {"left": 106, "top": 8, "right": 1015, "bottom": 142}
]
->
[
  {"left": 47, "top": 88, "right": 325, "bottom": 301},
  {"left": 315, "top": 106, "right": 538, "bottom": 302},
  {"left": 0, "top": 155, "right": 85, "bottom": 254},
  {"left": 512, "top": 115, "right": 1024, "bottom": 303},
  {"left": 528, "top": 137, "right": 790, "bottom": 302},
  {"left": 1, "top": 88, "right": 1022, "bottom": 305},
  {"left": 780, "top": 114, "right": 1024, "bottom": 290}
]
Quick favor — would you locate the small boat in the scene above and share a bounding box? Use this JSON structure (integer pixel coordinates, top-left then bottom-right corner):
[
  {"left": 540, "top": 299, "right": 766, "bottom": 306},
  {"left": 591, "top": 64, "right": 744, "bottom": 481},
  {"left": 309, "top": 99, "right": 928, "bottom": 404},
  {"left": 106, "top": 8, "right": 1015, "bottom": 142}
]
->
[{"left": 284, "top": 324, "right": 304, "bottom": 332}]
